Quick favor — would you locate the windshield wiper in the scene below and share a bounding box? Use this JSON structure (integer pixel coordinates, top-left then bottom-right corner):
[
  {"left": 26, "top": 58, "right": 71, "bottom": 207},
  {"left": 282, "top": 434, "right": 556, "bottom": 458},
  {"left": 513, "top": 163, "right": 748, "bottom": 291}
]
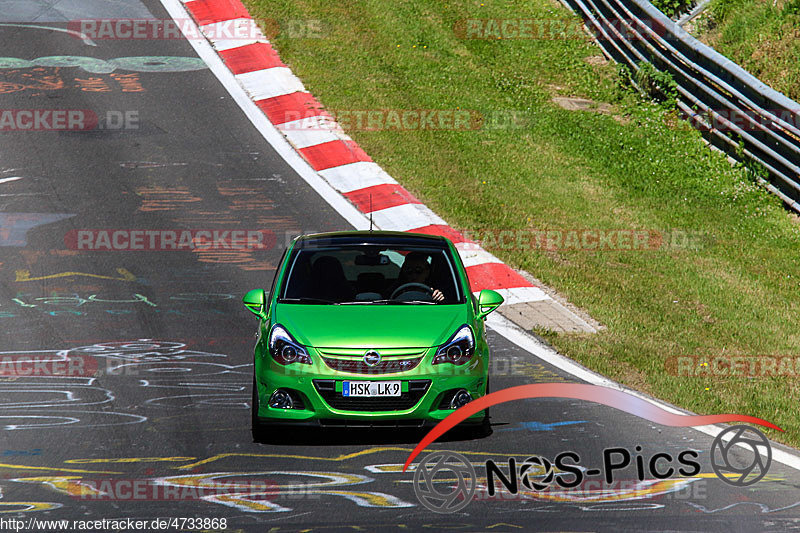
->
[{"left": 279, "top": 297, "right": 338, "bottom": 305}]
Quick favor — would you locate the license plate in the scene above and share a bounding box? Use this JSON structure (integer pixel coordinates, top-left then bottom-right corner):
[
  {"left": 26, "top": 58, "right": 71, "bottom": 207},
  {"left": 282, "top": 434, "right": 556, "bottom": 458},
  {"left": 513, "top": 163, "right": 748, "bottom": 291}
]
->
[{"left": 342, "top": 381, "right": 401, "bottom": 397}]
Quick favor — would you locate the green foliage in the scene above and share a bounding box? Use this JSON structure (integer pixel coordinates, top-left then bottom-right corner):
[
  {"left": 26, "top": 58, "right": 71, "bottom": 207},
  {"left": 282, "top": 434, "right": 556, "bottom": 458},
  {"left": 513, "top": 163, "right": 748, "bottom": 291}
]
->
[
  {"left": 709, "top": 0, "right": 743, "bottom": 21},
  {"left": 703, "top": 0, "right": 800, "bottom": 100},
  {"left": 782, "top": 0, "right": 800, "bottom": 17},
  {"left": 617, "top": 61, "right": 680, "bottom": 109},
  {"left": 615, "top": 63, "right": 634, "bottom": 96},
  {"left": 734, "top": 138, "right": 770, "bottom": 184},
  {"left": 632, "top": 62, "right": 680, "bottom": 108},
  {"left": 651, "top": 0, "right": 694, "bottom": 18}
]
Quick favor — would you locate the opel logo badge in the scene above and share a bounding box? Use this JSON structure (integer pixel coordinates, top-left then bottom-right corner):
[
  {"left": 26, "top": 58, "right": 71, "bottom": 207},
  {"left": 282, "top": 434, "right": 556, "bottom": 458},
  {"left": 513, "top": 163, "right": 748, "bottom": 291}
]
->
[{"left": 363, "top": 350, "right": 381, "bottom": 367}]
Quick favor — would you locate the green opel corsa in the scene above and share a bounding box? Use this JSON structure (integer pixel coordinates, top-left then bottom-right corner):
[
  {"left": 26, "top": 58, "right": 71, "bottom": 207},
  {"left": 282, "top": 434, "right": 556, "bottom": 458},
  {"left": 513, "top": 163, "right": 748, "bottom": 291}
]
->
[{"left": 243, "top": 231, "right": 504, "bottom": 438}]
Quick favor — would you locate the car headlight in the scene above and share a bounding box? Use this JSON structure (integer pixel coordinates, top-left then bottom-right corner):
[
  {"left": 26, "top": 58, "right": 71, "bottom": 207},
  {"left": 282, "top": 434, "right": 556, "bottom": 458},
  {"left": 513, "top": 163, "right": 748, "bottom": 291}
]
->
[
  {"left": 433, "top": 325, "right": 475, "bottom": 365},
  {"left": 269, "top": 325, "right": 311, "bottom": 365}
]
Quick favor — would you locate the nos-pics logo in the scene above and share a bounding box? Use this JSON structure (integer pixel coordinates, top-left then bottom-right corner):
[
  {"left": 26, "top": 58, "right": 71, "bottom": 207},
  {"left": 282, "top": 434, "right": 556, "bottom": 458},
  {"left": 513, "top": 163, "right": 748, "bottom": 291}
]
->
[{"left": 412, "top": 425, "right": 772, "bottom": 513}]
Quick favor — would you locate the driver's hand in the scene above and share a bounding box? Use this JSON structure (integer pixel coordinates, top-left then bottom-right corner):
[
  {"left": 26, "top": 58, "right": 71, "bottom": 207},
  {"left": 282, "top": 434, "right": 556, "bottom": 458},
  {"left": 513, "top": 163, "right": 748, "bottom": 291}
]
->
[{"left": 431, "top": 289, "right": 444, "bottom": 302}]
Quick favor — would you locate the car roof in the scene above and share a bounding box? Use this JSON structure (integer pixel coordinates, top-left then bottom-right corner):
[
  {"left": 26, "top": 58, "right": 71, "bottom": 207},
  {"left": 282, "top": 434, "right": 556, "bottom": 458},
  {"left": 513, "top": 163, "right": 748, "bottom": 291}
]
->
[{"left": 294, "top": 230, "right": 450, "bottom": 249}]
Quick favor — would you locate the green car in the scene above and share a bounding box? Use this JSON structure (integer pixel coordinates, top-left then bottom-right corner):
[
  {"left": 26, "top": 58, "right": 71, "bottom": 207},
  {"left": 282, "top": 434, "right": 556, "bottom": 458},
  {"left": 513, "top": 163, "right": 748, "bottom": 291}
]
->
[{"left": 243, "top": 231, "right": 504, "bottom": 438}]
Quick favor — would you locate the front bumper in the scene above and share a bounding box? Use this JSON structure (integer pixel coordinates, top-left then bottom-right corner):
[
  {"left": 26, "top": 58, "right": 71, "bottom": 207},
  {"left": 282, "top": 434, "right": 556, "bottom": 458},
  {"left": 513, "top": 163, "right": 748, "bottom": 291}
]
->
[{"left": 254, "top": 346, "right": 487, "bottom": 424}]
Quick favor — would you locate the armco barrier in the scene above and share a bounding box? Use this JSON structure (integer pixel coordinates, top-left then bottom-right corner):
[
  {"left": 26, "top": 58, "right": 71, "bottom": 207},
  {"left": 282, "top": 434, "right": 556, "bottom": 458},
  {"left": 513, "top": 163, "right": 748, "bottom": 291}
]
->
[{"left": 558, "top": 0, "right": 800, "bottom": 212}]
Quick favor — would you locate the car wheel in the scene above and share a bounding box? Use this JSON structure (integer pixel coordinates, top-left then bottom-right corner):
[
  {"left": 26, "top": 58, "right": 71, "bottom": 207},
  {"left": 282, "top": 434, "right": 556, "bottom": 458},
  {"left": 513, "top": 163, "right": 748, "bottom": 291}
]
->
[{"left": 454, "top": 377, "right": 491, "bottom": 440}]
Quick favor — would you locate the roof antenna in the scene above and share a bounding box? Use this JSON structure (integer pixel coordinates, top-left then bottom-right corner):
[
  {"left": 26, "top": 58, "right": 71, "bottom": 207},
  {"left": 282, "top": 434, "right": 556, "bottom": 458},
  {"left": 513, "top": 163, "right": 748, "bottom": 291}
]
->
[{"left": 369, "top": 194, "right": 374, "bottom": 231}]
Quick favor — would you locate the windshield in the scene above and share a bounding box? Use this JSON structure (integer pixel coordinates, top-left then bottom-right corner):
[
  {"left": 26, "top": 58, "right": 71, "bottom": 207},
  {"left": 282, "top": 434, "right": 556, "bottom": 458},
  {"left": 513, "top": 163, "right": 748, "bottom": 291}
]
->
[{"left": 279, "top": 244, "right": 463, "bottom": 304}]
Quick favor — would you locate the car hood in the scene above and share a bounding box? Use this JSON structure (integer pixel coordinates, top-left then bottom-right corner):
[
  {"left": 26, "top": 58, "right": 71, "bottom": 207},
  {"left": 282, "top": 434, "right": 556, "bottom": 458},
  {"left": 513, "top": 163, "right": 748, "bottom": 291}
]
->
[{"left": 273, "top": 303, "right": 470, "bottom": 348}]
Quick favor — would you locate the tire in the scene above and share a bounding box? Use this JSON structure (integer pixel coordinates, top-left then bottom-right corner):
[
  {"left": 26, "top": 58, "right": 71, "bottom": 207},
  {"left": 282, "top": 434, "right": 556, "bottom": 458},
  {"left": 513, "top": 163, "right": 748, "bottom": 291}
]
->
[{"left": 455, "top": 377, "right": 491, "bottom": 440}]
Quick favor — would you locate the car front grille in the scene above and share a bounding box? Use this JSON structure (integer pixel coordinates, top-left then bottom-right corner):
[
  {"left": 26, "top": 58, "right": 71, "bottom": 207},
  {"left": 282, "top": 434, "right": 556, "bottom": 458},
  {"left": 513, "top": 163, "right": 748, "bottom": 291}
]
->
[
  {"left": 320, "top": 355, "right": 422, "bottom": 374},
  {"left": 313, "top": 379, "right": 430, "bottom": 412}
]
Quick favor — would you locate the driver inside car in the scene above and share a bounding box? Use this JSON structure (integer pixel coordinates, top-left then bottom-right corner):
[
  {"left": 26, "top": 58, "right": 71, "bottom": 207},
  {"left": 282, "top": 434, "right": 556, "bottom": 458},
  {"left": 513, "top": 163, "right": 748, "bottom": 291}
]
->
[{"left": 394, "top": 252, "right": 445, "bottom": 302}]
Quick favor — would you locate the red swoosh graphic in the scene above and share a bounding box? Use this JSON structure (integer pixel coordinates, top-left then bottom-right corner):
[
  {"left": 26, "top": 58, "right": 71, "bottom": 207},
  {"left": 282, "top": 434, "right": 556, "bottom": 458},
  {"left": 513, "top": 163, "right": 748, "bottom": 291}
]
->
[{"left": 403, "top": 383, "right": 782, "bottom": 471}]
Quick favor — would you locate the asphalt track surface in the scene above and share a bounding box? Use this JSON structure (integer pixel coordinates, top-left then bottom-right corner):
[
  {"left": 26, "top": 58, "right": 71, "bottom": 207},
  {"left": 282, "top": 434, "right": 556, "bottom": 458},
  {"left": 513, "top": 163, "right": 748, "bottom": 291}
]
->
[{"left": 1, "top": 2, "right": 800, "bottom": 531}]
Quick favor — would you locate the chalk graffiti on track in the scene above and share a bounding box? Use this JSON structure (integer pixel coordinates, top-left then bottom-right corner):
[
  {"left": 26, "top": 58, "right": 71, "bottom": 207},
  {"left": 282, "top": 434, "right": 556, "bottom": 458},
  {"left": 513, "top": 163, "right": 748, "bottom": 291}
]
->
[
  {"left": 5, "top": 449, "right": 787, "bottom": 516},
  {"left": 1, "top": 292, "right": 239, "bottom": 319},
  {"left": 0, "top": 340, "right": 238, "bottom": 431},
  {"left": 0, "top": 57, "right": 207, "bottom": 73}
]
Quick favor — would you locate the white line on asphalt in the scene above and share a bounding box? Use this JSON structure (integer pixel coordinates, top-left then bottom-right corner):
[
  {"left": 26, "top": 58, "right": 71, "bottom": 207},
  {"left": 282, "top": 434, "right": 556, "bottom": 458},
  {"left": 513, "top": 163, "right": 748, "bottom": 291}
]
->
[{"left": 0, "top": 24, "right": 97, "bottom": 46}]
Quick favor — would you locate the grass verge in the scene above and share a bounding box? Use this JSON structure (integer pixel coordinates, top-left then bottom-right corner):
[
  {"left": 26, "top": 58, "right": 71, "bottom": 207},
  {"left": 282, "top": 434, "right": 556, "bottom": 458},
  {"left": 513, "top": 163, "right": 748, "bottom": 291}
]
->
[
  {"left": 244, "top": 0, "right": 800, "bottom": 447},
  {"left": 694, "top": 0, "right": 800, "bottom": 101}
]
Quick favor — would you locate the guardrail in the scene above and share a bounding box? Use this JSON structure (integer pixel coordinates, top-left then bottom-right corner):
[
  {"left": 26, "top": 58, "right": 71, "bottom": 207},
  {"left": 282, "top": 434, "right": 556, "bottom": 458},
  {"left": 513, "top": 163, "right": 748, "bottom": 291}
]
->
[{"left": 558, "top": 0, "right": 800, "bottom": 212}]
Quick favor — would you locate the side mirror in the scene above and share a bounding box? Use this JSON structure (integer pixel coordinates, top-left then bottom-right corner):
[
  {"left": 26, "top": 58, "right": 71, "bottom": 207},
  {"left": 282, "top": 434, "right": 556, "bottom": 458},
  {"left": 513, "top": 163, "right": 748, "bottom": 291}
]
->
[
  {"left": 476, "top": 289, "right": 504, "bottom": 320},
  {"left": 243, "top": 289, "right": 268, "bottom": 321}
]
